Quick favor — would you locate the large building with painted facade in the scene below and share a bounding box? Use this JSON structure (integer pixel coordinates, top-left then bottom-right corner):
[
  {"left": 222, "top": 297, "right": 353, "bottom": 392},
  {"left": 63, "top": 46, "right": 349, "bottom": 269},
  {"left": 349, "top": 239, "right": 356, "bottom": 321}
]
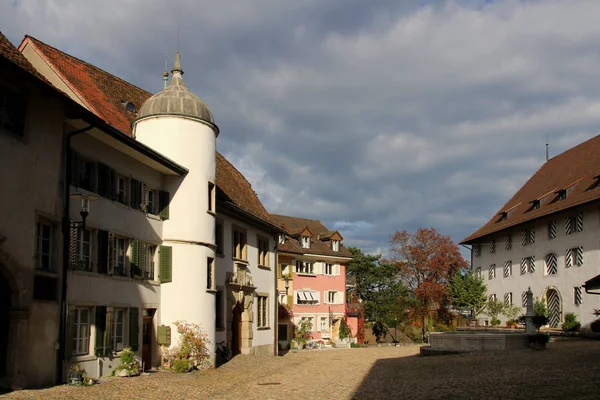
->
[
  {"left": 1, "top": 32, "right": 306, "bottom": 389},
  {"left": 461, "top": 136, "right": 600, "bottom": 329},
  {"left": 271, "top": 215, "right": 353, "bottom": 349}
]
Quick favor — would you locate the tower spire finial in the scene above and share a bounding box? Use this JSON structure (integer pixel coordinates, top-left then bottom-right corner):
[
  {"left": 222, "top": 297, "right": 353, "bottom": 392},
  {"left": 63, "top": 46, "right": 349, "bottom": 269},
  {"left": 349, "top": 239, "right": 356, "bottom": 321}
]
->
[
  {"left": 172, "top": 52, "right": 183, "bottom": 75},
  {"left": 546, "top": 133, "right": 549, "bottom": 162},
  {"left": 163, "top": 51, "right": 169, "bottom": 89}
]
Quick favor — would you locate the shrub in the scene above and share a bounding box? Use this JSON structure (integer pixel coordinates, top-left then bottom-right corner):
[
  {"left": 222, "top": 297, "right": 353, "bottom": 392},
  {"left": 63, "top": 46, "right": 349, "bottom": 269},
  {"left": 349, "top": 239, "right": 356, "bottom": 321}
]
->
[
  {"left": 562, "top": 312, "right": 581, "bottom": 332},
  {"left": 491, "top": 318, "right": 501, "bottom": 327},
  {"left": 172, "top": 359, "right": 190, "bottom": 373},
  {"left": 339, "top": 318, "right": 352, "bottom": 340},
  {"left": 294, "top": 319, "right": 313, "bottom": 348},
  {"left": 591, "top": 318, "right": 600, "bottom": 333},
  {"left": 173, "top": 320, "right": 211, "bottom": 370},
  {"left": 114, "top": 347, "right": 140, "bottom": 376},
  {"left": 350, "top": 342, "right": 364, "bottom": 348},
  {"left": 504, "top": 305, "right": 521, "bottom": 321}
]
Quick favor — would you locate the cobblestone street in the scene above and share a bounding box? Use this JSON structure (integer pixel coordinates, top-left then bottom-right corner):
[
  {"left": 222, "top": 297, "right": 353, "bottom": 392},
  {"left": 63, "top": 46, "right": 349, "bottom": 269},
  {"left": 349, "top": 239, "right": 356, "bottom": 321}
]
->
[{"left": 2, "top": 339, "right": 600, "bottom": 400}]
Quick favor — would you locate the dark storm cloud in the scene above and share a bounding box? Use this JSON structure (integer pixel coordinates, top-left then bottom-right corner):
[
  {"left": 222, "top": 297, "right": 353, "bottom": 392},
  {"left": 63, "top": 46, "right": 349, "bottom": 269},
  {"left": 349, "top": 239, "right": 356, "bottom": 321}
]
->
[{"left": 3, "top": 0, "right": 600, "bottom": 259}]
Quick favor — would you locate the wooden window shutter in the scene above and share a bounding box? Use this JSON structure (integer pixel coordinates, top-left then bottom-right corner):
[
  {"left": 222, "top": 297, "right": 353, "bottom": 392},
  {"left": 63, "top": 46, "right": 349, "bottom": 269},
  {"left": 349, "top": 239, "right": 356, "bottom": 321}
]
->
[
  {"left": 158, "top": 191, "right": 170, "bottom": 220},
  {"left": 69, "top": 227, "right": 78, "bottom": 268},
  {"left": 141, "top": 182, "right": 148, "bottom": 212},
  {"left": 94, "top": 306, "right": 107, "bottom": 356},
  {"left": 159, "top": 245, "right": 172, "bottom": 283},
  {"left": 130, "top": 240, "right": 141, "bottom": 278},
  {"left": 109, "top": 169, "right": 117, "bottom": 201},
  {"left": 65, "top": 305, "right": 75, "bottom": 358},
  {"left": 97, "top": 230, "right": 109, "bottom": 274},
  {"left": 108, "top": 233, "right": 115, "bottom": 275},
  {"left": 130, "top": 179, "right": 141, "bottom": 210},
  {"left": 129, "top": 307, "right": 139, "bottom": 351},
  {"left": 97, "top": 163, "right": 111, "bottom": 198}
]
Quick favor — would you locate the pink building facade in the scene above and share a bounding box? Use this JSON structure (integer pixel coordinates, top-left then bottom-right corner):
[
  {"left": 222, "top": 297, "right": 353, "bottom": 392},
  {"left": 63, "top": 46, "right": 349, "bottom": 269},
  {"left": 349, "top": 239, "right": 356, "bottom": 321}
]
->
[{"left": 271, "top": 215, "right": 353, "bottom": 348}]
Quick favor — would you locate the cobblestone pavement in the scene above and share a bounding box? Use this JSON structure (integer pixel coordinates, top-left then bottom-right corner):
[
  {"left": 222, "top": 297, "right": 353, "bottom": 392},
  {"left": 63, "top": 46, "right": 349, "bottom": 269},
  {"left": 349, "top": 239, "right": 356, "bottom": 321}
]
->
[{"left": 3, "top": 338, "right": 600, "bottom": 399}]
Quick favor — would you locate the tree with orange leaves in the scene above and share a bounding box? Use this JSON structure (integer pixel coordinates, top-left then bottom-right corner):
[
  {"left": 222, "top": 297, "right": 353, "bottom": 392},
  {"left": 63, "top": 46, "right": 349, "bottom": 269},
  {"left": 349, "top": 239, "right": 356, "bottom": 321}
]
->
[{"left": 387, "top": 227, "right": 468, "bottom": 342}]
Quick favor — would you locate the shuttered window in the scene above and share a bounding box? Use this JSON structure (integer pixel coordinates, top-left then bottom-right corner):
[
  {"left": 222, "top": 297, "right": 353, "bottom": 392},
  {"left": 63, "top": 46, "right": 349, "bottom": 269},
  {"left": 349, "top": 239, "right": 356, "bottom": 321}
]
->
[
  {"left": 159, "top": 245, "right": 172, "bottom": 283},
  {"left": 158, "top": 190, "right": 170, "bottom": 220}
]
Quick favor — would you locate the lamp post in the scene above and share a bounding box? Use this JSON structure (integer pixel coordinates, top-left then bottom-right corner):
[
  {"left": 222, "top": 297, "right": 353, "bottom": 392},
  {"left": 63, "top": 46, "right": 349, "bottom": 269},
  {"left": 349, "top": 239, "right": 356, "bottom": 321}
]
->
[{"left": 69, "top": 192, "right": 98, "bottom": 230}]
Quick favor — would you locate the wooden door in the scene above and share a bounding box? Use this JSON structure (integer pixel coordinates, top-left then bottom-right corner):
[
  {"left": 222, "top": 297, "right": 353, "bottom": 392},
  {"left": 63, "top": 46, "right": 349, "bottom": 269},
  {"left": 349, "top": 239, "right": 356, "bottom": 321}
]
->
[
  {"left": 231, "top": 302, "right": 242, "bottom": 356},
  {"left": 142, "top": 317, "right": 153, "bottom": 370}
]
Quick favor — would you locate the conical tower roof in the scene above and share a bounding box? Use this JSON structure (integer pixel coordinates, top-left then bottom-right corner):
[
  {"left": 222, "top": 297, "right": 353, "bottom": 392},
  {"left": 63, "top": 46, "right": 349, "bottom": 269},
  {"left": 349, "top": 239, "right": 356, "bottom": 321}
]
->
[{"left": 136, "top": 52, "right": 215, "bottom": 126}]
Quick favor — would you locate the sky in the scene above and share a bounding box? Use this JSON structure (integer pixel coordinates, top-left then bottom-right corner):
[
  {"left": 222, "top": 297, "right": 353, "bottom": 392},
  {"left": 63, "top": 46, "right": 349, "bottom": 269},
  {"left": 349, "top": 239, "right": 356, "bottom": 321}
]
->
[{"left": 3, "top": 0, "right": 600, "bottom": 260}]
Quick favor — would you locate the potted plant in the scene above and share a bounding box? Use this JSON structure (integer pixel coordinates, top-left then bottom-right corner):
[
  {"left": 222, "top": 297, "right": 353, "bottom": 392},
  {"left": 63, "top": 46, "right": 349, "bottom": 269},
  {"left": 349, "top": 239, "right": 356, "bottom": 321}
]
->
[{"left": 66, "top": 363, "right": 88, "bottom": 385}]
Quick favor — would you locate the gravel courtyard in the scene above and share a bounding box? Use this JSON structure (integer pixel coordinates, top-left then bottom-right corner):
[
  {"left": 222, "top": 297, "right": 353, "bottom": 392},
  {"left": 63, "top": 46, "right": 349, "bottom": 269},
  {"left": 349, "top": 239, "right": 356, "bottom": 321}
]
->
[{"left": 3, "top": 338, "right": 599, "bottom": 400}]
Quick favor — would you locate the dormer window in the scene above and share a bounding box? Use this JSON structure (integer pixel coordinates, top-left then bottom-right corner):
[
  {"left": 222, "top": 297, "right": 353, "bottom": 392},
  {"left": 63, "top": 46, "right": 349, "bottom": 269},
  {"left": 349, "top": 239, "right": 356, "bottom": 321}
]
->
[
  {"left": 499, "top": 212, "right": 508, "bottom": 221},
  {"left": 557, "top": 189, "right": 566, "bottom": 201},
  {"left": 332, "top": 240, "right": 340, "bottom": 252},
  {"left": 532, "top": 199, "right": 540, "bottom": 210},
  {"left": 301, "top": 236, "right": 310, "bottom": 249}
]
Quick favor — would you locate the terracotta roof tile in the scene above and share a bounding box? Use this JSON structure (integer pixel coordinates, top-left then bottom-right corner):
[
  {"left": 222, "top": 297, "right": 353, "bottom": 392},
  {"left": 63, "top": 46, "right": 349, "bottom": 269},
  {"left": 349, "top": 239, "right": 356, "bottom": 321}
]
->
[
  {"left": 462, "top": 134, "right": 600, "bottom": 244},
  {"left": 0, "top": 32, "right": 52, "bottom": 85},
  {"left": 23, "top": 35, "right": 273, "bottom": 228},
  {"left": 270, "top": 214, "right": 352, "bottom": 258}
]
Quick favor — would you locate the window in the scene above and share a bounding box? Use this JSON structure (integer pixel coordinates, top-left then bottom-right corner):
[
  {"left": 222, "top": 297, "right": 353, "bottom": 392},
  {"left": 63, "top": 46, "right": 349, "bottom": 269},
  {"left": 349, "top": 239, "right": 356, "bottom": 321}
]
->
[
  {"left": 36, "top": 221, "right": 54, "bottom": 271},
  {"left": 257, "top": 295, "right": 268, "bottom": 328},
  {"left": 504, "top": 293, "right": 512, "bottom": 307},
  {"left": 475, "top": 267, "right": 481, "bottom": 279},
  {"left": 545, "top": 253, "right": 558, "bottom": 275},
  {"left": 295, "top": 260, "right": 315, "bottom": 275},
  {"left": 488, "top": 265, "right": 495, "bottom": 280},
  {"left": 532, "top": 199, "right": 540, "bottom": 210},
  {"left": 503, "top": 261, "right": 512, "bottom": 277},
  {"left": 257, "top": 236, "right": 269, "bottom": 267},
  {"left": 489, "top": 240, "right": 495, "bottom": 254},
  {"left": 521, "top": 256, "right": 535, "bottom": 274},
  {"left": 489, "top": 294, "right": 496, "bottom": 302},
  {"left": 215, "top": 220, "right": 224, "bottom": 255},
  {"left": 113, "top": 308, "right": 125, "bottom": 351},
  {"left": 332, "top": 240, "right": 340, "bottom": 252},
  {"left": 147, "top": 189, "right": 157, "bottom": 214},
  {"left": 207, "top": 257, "right": 215, "bottom": 290},
  {"left": 328, "top": 291, "right": 336, "bottom": 304},
  {"left": 278, "top": 291, "right": 287, "bottom": 305},
  {"left": 320, "top": 316, "right": 329, "bottom": 332},
  {"left": 299, "top": 316, "right": 314, "bottom": 331},
  {"left": 301, "top": 236, "right": 310, "bottom": 249},
  {"left": 233, "top": 229, "right": 247, "bottom": 260},
  {"left": 296, "top": 290, "right": 319, "bottom": 305},
  {"left": 72, "top": 308, "right": 90, "bottom": 355},
  {"left": 144, "top": 245, "right": 156, "bottom": 280},
  {"left": 116, "top": 175, "right": 128, "bottom": 204},
  {"left": 216, "top": 290, "right": 225, "bottom": 329},
  {"left": 548, "top": 221, "right": 556, "bottom": 239},
  {"left": 557, "top": 189, "right": 566, "bottom": 201},
  {"left": 279, "top": 263, "right": 290, "bottom": 279},
  {"left": 504, "top": 235, "right": 511, "bottom": 251},
  {"left": 208, "top": 182, "right": 215, "bottom": 212},
  {"left": 278, "top": 324, "right": 288, "bottom": 340},
  {"left": 324, "top": 263, "right": 333, "bottom": 275},
  {"left": 473, "top": 245, "right": 481, "bottom": 257},
  {"left": 565, "top": 213, "right": 583, "bottom": 235},
  {"left": 0, "top": 85, "right": 26, "bottom": 137},
  {"left": 113, "top": 237, "right": 127, "bottom": 276},
  {"left": 574, "top": 287, "right": 583, "bottom": 306},
  {"left": 72, "top": 154, "right": 97, "bottom": 193},
  {"left": 522, "top": 291, "right": 529, "bottom": 307},
  {"left": 278, "top": 234, "right": 286, "bottom": 245},
  {"left": 75, "top": 228, "right": 92, "bottom": 271},
  {"left": 566, "top": 247, "right": 583, "bottom": 267},
  {"left": 521, "top": 228, "right": 535, "bottom": 245}
]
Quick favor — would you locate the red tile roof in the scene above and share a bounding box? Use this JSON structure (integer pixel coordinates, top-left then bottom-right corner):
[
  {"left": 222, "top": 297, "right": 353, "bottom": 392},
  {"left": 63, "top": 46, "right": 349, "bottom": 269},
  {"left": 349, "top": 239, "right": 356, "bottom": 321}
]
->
[
  {"left": 0, "top": 31, "right": 52, "bottom": 85},
  {"left": 270, "top": 214, "right": 352, "bottom": 258},
  {"left": 462, "top": 134, "right": 600, "bottom": 244},
  {"left": 21, "top": 35, "right": 274, "bottom": 228}
]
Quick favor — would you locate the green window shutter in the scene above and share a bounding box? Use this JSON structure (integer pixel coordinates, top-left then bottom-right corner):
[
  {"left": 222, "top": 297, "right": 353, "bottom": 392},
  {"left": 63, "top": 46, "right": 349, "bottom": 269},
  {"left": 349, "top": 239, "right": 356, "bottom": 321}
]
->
[
  {"left": 97, "top": 230, "right": 108, "bottom": 274},
  {"left": 65, "top": 306, "right": 74, "bottom": 358},
  {"left": 141, "top": 183, "right": 148, "bottom": 212},
  {"left": 157, "top": 325, "right": 171, "bottom": 346},
  {"left": 159, "top": 245, "right": 172, "bottom": 283},
  {"left": 130, "top": 240, "right": 140, "bottom": 278},
  {"left": 158, "top": 191, "right": 170, "bottom": 220},
  {"left": 129, "top": 307, "right": 139, "bottom": 351},
  {"left": 94, "top": 306, "right": 107, "bottom": 356}
]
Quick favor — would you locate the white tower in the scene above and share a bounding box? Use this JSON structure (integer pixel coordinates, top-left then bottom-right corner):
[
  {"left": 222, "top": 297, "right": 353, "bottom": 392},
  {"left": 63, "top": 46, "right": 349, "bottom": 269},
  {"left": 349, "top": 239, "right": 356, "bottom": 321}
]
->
[{"left": 133, "top": 53, "right": 219, "bottom": 357}]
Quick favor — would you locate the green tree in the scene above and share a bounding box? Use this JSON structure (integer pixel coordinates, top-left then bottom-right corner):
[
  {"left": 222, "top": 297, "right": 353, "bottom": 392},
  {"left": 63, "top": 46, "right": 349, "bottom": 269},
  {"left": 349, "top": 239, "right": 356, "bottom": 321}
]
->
[
  {"left": 449, "top": 269, "right": 487, "bottom": 318},
  {"left": 486, "top": 299, "right": 506, "bottom": 325},
  {"left": 346, "top": 247, "right": 408, "bottom": 342}
]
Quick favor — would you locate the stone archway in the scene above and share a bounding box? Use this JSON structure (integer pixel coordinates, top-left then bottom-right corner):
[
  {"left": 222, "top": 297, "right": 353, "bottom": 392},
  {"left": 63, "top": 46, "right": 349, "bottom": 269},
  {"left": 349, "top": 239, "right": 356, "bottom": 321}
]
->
[{"left": 545, "top": 287, "right": 562, "bottom": 328}]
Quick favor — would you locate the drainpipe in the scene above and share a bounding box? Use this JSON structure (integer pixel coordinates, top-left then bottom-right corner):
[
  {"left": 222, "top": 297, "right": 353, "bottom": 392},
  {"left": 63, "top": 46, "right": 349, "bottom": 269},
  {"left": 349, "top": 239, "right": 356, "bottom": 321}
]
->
[{"left": 56, "top": 124, "right": 93, "bottom": 384}]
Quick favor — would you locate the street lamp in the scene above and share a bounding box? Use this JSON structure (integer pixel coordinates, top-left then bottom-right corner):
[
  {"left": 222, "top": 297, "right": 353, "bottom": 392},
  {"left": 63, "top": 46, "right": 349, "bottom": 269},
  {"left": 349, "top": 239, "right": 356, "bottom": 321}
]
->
[
  {"left": 284, "top": 276, "right": 290, "bottom": 295},
  {"left": 70, "top": 192, "right": 98, "bottom": 230}
]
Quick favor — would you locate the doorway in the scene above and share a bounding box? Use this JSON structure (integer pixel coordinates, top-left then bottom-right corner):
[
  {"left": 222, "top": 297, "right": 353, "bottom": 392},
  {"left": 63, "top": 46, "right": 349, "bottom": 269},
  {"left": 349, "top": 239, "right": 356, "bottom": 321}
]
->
[
  {"left": 0, "top": 269, "right": 11, "bottom": 377},
  {"left": 546, "top": 288, "right": 562, "bottom": 328},
  {"left": 231, "top": 302, "right": 242, "bottom": 356},
  {"left": 142, "top": 309, "right": 155, "bottom": 371}
]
